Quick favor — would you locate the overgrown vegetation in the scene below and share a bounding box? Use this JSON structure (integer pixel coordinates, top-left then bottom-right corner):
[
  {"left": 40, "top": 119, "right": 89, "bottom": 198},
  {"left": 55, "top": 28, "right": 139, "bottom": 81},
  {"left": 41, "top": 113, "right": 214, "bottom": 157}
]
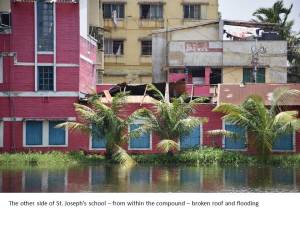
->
[
  {"left": 209, "top": 88, "right": 300, "bottom": 157},
  {"left": 2, "top": 150, "right": 300, "bottom": 167},
  {"left": 0, "top": 151, "right": 105, "bottom": 167},
  {"left": 132, "top": 149, "right": 300, "bottom": 167}
]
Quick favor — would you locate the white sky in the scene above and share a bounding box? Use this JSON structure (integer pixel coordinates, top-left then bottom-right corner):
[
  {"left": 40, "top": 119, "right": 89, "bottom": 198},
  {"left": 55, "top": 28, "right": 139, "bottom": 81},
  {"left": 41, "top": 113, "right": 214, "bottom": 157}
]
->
[{"left": 219, "top": 0, "right": 300, "bottom": 32}]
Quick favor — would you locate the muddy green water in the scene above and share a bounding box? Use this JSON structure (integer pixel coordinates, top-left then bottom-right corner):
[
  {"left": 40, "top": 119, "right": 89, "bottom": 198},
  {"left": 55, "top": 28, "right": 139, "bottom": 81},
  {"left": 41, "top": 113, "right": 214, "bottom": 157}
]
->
[{"left": 0, "top": 165, "right": 299, "bottom": 192}]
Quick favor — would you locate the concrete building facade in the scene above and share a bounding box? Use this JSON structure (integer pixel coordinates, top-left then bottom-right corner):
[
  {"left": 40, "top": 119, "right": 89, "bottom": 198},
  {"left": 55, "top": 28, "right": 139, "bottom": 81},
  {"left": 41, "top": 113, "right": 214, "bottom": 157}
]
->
[
  {"left": 100, "top": 0, "right": 219, "bottom": 84},
  {"left": 152, "top": 20, "right": 288, "bottom": 97},
  {"left": 0, "top": 0, "right": 102, "bottom": 152}
]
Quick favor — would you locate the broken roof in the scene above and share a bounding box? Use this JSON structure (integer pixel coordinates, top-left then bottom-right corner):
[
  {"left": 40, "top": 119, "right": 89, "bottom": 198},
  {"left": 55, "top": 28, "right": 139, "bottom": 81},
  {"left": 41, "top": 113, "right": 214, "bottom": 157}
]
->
[
  {"left": 218, "top": 84, "right": 300, "bottom": 106},
  {"left": 223, "top": 20, "right": 279, "bottom": 29},
  {"left": 152, "top": 20, "right": 219, "bottom": 34},
  {"left": 152, "top": 19, "right": 280, "bottom": 35}
]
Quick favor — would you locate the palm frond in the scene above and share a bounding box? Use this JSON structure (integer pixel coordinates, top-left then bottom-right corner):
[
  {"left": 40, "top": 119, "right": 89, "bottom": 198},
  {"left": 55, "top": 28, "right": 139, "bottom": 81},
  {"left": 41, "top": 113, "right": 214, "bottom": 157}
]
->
[
  {"left": 157, "top": 139, "right": 179, "bottom": 153},
  {"left": 112, "top": 145, "right": 136, "bottom": 166},
  {"left": 207, "top": 129, "right": 239, "bottom": 139},
  {"left": 56, "top": 122, "right": 91, "bottom": 134}
]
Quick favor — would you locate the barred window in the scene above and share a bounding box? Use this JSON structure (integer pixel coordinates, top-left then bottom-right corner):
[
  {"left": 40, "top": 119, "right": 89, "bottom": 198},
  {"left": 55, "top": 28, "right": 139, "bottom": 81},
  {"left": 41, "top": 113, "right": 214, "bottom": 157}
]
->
[
  {"left": 140, "top": 4, "right": 163, "bottom": 19},
  {"left": 104, "top": 39, "right": 124, "bottom": 55},
  {"left": 103, "top": 3, "right": 124, "bottom": 19},
  {"left": 141, "top": 40, "right": 152, "bottom": 56},
  {"left": 183, "top": 4, "right": 206, "bottom": 19},
  {"left": 38, "top": 66, "right": 54, "bottom": 91}
]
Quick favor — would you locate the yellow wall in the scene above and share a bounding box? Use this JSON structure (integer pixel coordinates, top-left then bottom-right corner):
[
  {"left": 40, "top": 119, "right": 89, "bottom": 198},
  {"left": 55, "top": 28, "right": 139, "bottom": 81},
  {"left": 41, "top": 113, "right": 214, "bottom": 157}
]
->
[
  {"left": 101, "top": 0, "right": 219, "bottom": 84},
  {"left": 0, "top": 0, "right": 10, "bottom": 11},
  {"left": 223, "top": 67, "right": 273, "bottom": 84}
]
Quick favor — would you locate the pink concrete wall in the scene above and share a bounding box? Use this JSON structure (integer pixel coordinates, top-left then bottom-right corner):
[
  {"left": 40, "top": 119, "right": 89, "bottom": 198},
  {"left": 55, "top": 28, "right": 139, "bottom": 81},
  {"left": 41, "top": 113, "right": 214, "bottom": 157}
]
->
[
  {"left": 56, "top": 67, "right": 79, "bottom": 91},
  {"left": 79, "top": 37, "right": 97, "bottom": 94},
  {"left": 11, "top": 3, "right": 35, "bottom": 62},
  {"left": 56, "top": 3, "right": 80, "bottom": 65}
]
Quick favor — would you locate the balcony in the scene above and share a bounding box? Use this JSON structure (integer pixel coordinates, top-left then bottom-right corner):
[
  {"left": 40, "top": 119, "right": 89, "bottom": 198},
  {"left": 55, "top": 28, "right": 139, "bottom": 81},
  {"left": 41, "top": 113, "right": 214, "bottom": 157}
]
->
[
  {"left": 103, "top": 19, "right": 125, "bottom": 29},
  {"left": 139, "top": 19, "right": 164, "bottom": 29}
]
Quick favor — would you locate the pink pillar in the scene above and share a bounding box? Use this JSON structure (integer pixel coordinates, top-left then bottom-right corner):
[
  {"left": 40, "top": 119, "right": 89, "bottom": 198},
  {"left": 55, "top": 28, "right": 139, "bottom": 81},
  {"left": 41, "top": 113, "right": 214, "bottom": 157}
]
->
[{"left": 205, "top": 67, "right": 211, "bottom": 85}]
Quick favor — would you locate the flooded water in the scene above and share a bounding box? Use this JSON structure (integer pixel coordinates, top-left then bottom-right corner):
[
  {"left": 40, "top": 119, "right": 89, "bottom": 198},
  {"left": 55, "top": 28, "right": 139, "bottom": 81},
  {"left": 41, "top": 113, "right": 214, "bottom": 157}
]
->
[{"left": 0, "top": 164, "right": 299, "bottom": 192}]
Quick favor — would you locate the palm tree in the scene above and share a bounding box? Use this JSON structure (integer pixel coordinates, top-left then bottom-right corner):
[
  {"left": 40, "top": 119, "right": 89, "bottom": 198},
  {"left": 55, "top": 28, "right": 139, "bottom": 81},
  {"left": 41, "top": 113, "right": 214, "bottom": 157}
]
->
[
  {"left": 252, "top": 0, "right": 300, "bottom": 77},
  {"left": 209, "top": 88, "right": 300, "bottom": 157},
  {"left": 58, "top": 92, "right": 135, "bottom": 165},
  {"left": 252, "top": 0, "right": 294, "bottom": 39},
  {"left": 130, "top": 84, "right": 208, "bottom": 154}
]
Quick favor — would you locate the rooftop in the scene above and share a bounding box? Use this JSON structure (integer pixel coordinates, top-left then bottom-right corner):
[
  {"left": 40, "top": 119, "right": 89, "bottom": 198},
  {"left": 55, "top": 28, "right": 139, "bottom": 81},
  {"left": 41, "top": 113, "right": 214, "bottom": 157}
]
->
[{"left": 218, "top": 84, "right": 300, "bottom": 106}]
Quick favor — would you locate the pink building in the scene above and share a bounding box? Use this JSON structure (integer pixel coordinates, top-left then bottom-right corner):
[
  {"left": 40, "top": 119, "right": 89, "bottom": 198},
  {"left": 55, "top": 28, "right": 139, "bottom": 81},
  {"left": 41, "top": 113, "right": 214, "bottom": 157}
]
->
[
  {"left": 0, "top": 0, "right": 99, "bottom": 152},
  {"left": 0, "top": 1, "right": 299, "bottom": 154}
]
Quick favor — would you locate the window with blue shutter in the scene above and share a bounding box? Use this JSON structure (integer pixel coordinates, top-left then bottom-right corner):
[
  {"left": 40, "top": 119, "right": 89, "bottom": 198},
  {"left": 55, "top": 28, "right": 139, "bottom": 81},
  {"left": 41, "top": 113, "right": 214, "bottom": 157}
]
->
[
  {"left": 129, "top": 124, "right": 151, "bottom": 149},
  {"left": 49, "top": 121, "right": 66, "bottom": 145},
  {"left": 224, "top": 124, "right": 246, "bottom": 150},
  {"left": 180, "top": 126, "right": 201, "bottom": 150},
  {"left": 273, "top": 133, "right": 293, "bottom": 151},
  {"left": 26, "top": 121, "right": 43, "bottom": 145},
  {"left": 91, "top": 125, "right": 106, "bottom": 149}
]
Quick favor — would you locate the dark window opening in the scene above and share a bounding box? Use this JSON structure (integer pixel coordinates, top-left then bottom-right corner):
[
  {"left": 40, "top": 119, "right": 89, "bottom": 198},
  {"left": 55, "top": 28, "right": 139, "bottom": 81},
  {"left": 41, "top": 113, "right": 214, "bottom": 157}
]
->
[
  {"left": 0, "top": 12, "right": 11, "bottom": 27},
  {"left": 210, "top": 68, "right": 222, "bottom": 85},
  {"left": 187, "top": 67, "right": 205, "bottom": 84},
  {"left": 37, "top": 0, "right": 54, "bottom": 51},
  {"left": 140, "top": 4, "right": 163, "bottom": 19},
  {"left": 103, "top": 3, "right": 124, "bottom": 19},
  {"left": 141, "top": 40, "right": 152, "bottom": 56},
  {"left": 38, "top": 66, "right": 54, "bottom": 91},
  {"left": 243, "top": 68, "right": 265, "bottom": 83},
  {"left": 183, "top": 4, "right": 201, "bottom": 19},
  {"left": 104, "top": 39, "right": 124, "bottom": 55}
]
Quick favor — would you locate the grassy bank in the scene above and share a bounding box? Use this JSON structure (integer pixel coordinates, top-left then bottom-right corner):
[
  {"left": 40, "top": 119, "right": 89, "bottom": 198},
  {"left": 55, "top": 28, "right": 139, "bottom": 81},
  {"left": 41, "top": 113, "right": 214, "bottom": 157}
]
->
[
  {"left": 132, "top": 148, "right": 300, "bottom": 166},
  {"left": 0, "top": 151, "right": 105, "bottom": 167},
  {"left": 1, "top": 149, "right": 300, "bottom": 167}
]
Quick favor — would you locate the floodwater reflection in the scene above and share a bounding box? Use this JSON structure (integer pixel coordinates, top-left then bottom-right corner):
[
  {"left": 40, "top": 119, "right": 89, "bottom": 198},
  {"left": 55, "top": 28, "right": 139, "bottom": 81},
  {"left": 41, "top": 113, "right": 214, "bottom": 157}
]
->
[{"left": 0, "top": 165, "right": 299, "bottom": 192}]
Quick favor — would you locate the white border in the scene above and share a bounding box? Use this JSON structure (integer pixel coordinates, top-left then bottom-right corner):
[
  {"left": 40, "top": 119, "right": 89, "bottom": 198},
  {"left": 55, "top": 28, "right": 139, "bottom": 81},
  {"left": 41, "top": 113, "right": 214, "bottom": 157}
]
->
[
  {"left": 35, "top": 1, "right": 57, "bottom": 91},
  {"left": 34, "top": 1, "right": 38, "bottom": 91},
  {"left": 128, "top": 123, "right": 152, "bottom": 151},
  {"left": 0, "top": 56, "right": 3, "bottom": 83},
  {"left": 23, "top": 120, "right": 68, "bottom": 147},
  {"left": 53, "top": 1, "right": 57, "bottom": 92},
  {"left": 222, "top": 120, "right": 247, "bottom": 152},
  {"left": 0, "top": 121, "right": 3, "bottom": 148},
  {"left": 0, "top": 91, "right": 79, "bottom": 97}
]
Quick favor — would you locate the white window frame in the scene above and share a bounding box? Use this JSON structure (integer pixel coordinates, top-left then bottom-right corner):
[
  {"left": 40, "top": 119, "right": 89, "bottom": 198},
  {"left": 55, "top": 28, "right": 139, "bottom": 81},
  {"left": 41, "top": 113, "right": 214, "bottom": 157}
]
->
[
  {"left": 128, "top": 121, "right": 152, "bottom": 150},
  {"left": 271, "top": 131, "right": 296, "bottom": 153},
  {"left": 183, "top": 4, "right": 207, "bottom": 20},
  {"left": 104, "top": 39, "right": 124, "bottom": 56},
  {"left": 0, "top": 56, "right": 3, "bottom": 84},
  {"left": 222, "top": 120, "right": 247, "bottom": 152},
  {"left": 140, "top": 4, "right": 163, "bottom": 20},
  {"left": 23, "top": 120, "right": 68, "bottom": 147},
  {"left": 37, "top": 65, "right": 55, "bottom": 91},
  {"left": 0, "top": 121, "right": 3, "bottom": 147},
  {"left": 178, "top": 124, "right": 203, "bottom": 150}
]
